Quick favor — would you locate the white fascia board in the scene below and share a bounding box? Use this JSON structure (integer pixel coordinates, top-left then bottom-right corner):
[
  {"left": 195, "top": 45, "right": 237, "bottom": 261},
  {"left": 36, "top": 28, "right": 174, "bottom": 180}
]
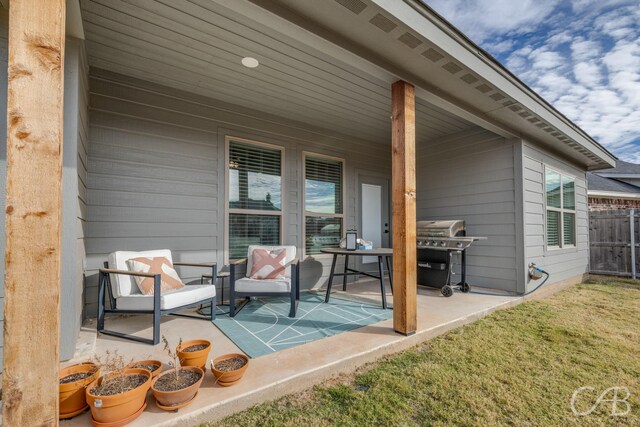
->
[
  {"left": 588, "top": 190, "right": 640, "bottom": 199},
  {"left": 369, "top": 0, "right": 615, "bottom": 166}
]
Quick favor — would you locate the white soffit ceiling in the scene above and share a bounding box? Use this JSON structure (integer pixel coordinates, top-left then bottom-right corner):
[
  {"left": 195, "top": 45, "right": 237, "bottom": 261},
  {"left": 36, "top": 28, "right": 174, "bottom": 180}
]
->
[{"left": 81, "top": 0, "right": 476, "bottom": 145}]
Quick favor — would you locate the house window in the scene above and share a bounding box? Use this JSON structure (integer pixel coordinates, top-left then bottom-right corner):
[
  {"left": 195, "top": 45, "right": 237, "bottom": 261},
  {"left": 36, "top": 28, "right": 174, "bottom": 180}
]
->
[
  {"left": 304, "top": 154, "right": 344, "bottom": 256},
  {"left": 545, "top": 168, "right": 576, "bottom": 248},
  {"left": 228, "top": 139, "right": 283, "bottom": 259}
]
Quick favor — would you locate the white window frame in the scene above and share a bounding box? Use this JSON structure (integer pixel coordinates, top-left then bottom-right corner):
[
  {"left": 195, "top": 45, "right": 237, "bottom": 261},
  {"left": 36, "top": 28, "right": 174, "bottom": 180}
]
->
[
  {"left": 544, "top": 166, "right": 576, "bottom": 250},
  {"left": 302, "top": 152, "right": 346, "bottom": 258},
  {"left": 225, "top": 136, "right": 284, "bottom": 262}
]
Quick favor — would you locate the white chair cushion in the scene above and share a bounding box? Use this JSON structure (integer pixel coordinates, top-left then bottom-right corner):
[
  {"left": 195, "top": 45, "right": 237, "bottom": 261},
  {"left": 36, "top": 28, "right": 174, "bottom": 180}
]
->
[
  {"left": 245, "top": 245, "right": 296, "bottom": 279},
  {"left": 234, "top": 277, "right": 291, "bottom": 293},
  {"left": 108, "top": 250, "right": 173, "bottom": 298},
  {"left": 116, "top": 285, "right": 216, "bottom": 311}
]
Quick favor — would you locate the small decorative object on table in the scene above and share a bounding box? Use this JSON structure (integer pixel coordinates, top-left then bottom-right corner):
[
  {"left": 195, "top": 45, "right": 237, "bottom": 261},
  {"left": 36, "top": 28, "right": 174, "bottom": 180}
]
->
[
  {"left": 345, "top": 229, "right": 357, "bottom": 251},
  {"left": 357, "top": 239, "right": 373, "bottom": 250}
]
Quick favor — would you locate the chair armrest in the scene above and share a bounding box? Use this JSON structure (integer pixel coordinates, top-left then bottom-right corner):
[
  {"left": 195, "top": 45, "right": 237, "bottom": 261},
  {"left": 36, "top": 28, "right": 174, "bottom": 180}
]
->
[
  {"left": 290, "top": 257, "right": 300, "bottom": 266},
  {"left": 99, "top": 268, "right": 156, "bottom": 278},
  {"left": 230, "top": 258, "right": 247, "bottom": 265},
  {"left": 173, "top": 262, "right": 217, "bottom": 268}
]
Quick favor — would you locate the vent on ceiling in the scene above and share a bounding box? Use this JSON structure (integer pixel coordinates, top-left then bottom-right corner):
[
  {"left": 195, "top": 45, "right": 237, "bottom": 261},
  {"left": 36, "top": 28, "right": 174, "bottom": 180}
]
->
[
  {"left": 369, "top": 13, "right": 397, "bottom": 33},
  {"left": 509, "top": 104, "right": 522, "bottom": 112},
  {"left": 461, "top": 73, "right": 478, "bottom": 84},
  {"left": 334, "top": 0, "right": 367, "bottom": 14},
  {"left": 489, "top": 92, "right": 505, "bottom": 101},
  {"left": 422, "top": 48, "right": 444, "bottom": 62},
  {"left": 535, "top": 122, "right": 547, "bottom": 128},
  {"left": 528, "top": 117, "right": 541, "bottom": 123},
  {"left": 442, "top": 62, "right": 462, "bottom": 74},
  {"left": 519, "top": 111, "right": 531, "bottom": 118},
  {"left": 476, "top": 84, "right": 492, "bottom": 93},
  {"left": 398, "top": 32, "right": 422, "bottom": 48}
]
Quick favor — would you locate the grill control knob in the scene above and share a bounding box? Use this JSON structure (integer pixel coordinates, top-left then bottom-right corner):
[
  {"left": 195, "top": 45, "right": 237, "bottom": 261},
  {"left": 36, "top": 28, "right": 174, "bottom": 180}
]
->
[
  {"left": 431, "top": 241, "right": 437, "bottom": 246},
  {"left": 440, "top": 241, "right": 446, "bottom": 247},
  {"left": 417, "top": 240, "right": 424, "bottom": 246},
  {"left": 456, "top": 242, "right": 463, "bottom": 248}
]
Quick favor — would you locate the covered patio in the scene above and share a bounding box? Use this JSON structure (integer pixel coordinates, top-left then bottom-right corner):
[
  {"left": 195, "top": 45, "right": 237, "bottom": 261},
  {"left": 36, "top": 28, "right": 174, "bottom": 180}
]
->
[
  {"left": 2, "top": 0, "right": 608, "bottom": 424},
  {"left": 61, "top": 279, "right": 551, "bottom": 426}
]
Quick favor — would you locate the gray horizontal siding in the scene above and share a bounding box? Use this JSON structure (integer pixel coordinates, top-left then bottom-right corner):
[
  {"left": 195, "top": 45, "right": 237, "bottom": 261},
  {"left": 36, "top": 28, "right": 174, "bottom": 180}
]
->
[
  {"left": 416, "top": 128, "right": 518, "bottom": 291},
  {"left": 523, "top": 142, "right": 589, "bottom": 289},
  {"left": 84, "top": 69, "right": 391, "bottom": 317}
]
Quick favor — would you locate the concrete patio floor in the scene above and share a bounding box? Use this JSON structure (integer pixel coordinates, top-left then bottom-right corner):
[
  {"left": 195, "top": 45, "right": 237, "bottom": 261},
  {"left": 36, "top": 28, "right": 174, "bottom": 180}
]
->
[{"left": 62, "top": 277, "right": 578, "bottom": 426}]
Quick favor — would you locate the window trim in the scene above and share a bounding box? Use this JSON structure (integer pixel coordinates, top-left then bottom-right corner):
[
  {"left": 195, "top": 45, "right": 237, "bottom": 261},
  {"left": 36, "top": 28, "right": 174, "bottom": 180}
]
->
[
  {"left": 302, "top": 151, "right": 346, "bottom": 258},
  {"left": 544, "top": 166, "right": 577, "bottom": 251},
  {"left": 225, "top": 136, "right": 285, "bottom": 262}
]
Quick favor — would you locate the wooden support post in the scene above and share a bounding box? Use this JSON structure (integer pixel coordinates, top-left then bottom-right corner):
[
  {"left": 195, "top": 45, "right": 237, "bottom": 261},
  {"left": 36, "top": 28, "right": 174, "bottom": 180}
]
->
[
  {"left": 2, "top": 1, "right": 66, "bottom": 425},
  {"left": 391, "top": 80, "right": 417, "bottom": 335}
]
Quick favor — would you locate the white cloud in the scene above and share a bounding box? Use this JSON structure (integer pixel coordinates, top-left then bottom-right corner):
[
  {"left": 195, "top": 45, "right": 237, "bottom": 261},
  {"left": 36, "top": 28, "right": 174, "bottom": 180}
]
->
[
  {"left": 426, "top": 0, "right": 562, "bottom": 43},
  {"left": 426, "top": 0, "right": 640, "bottom": 162}
]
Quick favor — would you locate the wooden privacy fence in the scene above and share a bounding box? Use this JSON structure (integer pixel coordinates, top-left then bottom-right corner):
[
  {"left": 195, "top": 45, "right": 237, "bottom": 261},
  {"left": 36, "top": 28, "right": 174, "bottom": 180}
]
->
[{"left": 589, "top": 209, "right": 639, "bottom": 278}]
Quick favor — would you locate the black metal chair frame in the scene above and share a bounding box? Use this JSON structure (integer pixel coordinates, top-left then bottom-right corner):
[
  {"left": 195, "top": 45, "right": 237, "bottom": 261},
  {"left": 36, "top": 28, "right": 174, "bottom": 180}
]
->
[
  {"left": 97, "top": 261, "right": 217, "bottom": 345},
  {"left": 229, "top": 257, "right": 300, "bottom": 318}
]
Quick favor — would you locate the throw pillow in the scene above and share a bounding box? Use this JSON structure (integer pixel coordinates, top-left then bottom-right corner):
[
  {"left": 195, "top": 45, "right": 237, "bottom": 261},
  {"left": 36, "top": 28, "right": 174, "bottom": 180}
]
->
[
  {"left": 126, "top": 256, "right": 185, "bottom": 295},
  {"left": 249, "top": 248, "right": 287, "bottom": 279}
]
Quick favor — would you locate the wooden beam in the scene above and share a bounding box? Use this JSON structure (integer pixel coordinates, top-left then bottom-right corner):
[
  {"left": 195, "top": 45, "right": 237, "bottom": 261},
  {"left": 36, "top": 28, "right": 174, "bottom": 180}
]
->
[
  {"left": 391, "top": 80, "right": 417, "bottom": 335},
  {"left": 2, "top": 0, "right": 66, "bottom": 425}
]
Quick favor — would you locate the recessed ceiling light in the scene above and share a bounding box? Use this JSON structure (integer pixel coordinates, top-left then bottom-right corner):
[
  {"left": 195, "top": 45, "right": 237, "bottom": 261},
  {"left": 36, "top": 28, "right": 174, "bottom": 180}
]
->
[{"left": 241, "top": 57, "right": 259, "bottom": 68}]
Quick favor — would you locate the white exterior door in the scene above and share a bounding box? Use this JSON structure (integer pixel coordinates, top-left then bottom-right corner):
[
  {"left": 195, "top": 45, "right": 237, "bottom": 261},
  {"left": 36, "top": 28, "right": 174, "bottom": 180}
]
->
[{"left": 359, "top": 175, "right": 390, "bottom": 267}]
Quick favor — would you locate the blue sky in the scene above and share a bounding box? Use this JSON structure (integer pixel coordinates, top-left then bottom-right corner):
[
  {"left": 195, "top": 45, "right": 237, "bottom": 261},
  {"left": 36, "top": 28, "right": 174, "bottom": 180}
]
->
[{"left": 426, "top": 0, "right": 640, "bottom": 163}]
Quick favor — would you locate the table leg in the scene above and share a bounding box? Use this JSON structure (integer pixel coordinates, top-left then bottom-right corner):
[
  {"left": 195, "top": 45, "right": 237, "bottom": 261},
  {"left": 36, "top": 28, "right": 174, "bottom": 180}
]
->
[
  {"left": 386, "top": 256, "right": 393, "bottom": 293},
  {"left": 343, "top": 255, "right": 349, "bottom": 291},
  {"left": 325, "top": 254, "right": 338, "bottom": 303},
  {"left": 378, "top": 256, "right": 387, "bottom": 309}
]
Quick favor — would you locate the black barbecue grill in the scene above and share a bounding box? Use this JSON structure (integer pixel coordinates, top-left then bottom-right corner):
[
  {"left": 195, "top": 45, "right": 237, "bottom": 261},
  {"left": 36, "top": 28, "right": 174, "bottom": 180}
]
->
[{"left": 416, "top": 220, "right": 485, "bottom": 297}]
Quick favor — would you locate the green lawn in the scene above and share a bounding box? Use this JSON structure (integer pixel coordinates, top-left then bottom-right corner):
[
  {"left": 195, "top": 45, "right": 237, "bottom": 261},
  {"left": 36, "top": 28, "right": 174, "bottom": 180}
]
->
[{"left": 207, "top": 276, "right": 640, "bottom": 426}]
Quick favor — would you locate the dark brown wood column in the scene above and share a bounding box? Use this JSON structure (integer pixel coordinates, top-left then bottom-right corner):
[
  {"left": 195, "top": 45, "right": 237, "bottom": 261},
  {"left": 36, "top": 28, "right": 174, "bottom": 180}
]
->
[
  {"left": 391, "top": 80, "right": 417, "bottom": 335},
  {"left": 2, "top": 0, "right": 66, "bottom": 424}
]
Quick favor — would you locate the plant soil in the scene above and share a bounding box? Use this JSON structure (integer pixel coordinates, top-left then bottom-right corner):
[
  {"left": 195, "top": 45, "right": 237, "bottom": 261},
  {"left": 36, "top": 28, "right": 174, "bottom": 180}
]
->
[
  {"left": 60, "top": 371, "right": 95, "bottom": 384},
  {"left": 130, "top": 363, "right": 160, "bottom": 373},
  {"left": 182, "top": 344, "right": 208, "bottom": 352},
  {"left": 154, "top": 370, "right": 203, "bottom": 392},
  {"left": 214, "top": 357, "right": 247, "bottom": 372},
  {"left": 90, "top": 374, "right": 148, "bottom": 396}
]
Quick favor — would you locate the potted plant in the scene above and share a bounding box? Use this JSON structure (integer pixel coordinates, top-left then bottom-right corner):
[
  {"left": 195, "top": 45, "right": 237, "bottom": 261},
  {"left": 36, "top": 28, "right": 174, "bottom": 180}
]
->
[
  {"left": 126, "top": 359, "right": 163, "bottom": 379},
  {"left": 176, "top": 339, "right": 211, "bottom": 370},
  {"left": 59, "top": 362, "right": 100, "bottom": 419},
  {"left": 211, "top": 353, "right": 249, "bottom": 387},
  {"left": 151, "top": 337, "right": 205, "bottom": 410},
  {"left": 85, "top": 351, "right": 152, "bottom": 426}
]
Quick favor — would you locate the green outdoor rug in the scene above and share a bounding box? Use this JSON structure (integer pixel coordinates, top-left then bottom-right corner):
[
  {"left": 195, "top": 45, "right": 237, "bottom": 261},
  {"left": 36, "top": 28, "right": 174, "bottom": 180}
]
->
[{"left": 206, "top": 292, "right": 393, "bottom": 358}]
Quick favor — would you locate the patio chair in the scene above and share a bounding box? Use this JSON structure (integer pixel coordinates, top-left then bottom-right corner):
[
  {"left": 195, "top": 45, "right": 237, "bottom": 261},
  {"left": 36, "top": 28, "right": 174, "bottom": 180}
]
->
[
  {"left": 229, "top": 245, "right": 300, "bottom": 317},
  {"left": 97, "top": 249, "right": 217, "bottom": 345}
]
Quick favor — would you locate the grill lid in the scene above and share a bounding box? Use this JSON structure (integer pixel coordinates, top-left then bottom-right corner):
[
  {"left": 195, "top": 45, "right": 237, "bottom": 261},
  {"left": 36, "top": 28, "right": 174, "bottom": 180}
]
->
[{"left": 416, "top": 220, "right": 465, "bottom": 238}]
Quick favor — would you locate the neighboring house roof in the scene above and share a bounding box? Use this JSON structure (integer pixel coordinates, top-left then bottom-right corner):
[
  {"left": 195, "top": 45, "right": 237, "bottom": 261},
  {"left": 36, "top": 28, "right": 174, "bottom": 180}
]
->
[
  {"left": 587, "top": 171, "right": 640, "bottom": 200},
  {"left": 593, "top": 160, "right": 640, "bottom": 178},
  {"left": 588, "top": 173, "right": 640, "bottom": 193}
]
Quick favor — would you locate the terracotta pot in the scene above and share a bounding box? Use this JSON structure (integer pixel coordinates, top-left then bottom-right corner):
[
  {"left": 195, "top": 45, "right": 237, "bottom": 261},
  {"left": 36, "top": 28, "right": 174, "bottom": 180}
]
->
[
  {"left": 151, "top": 367, "right": 204, "bottom": 410},
  {"left": 85, "top": 368, "right": 152, "bottom": 426},
  {"left": 126, "top": 360, "right": 163, "bottom": 379},
  {"left": 177, "top": 339, "right": 211, "bottom": 370},
  {"left": 59, "top": 362, "right": 100, "bottom": 419},
  {"left": 211, "top": 353, "right": 249, "bottom": 387}
]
